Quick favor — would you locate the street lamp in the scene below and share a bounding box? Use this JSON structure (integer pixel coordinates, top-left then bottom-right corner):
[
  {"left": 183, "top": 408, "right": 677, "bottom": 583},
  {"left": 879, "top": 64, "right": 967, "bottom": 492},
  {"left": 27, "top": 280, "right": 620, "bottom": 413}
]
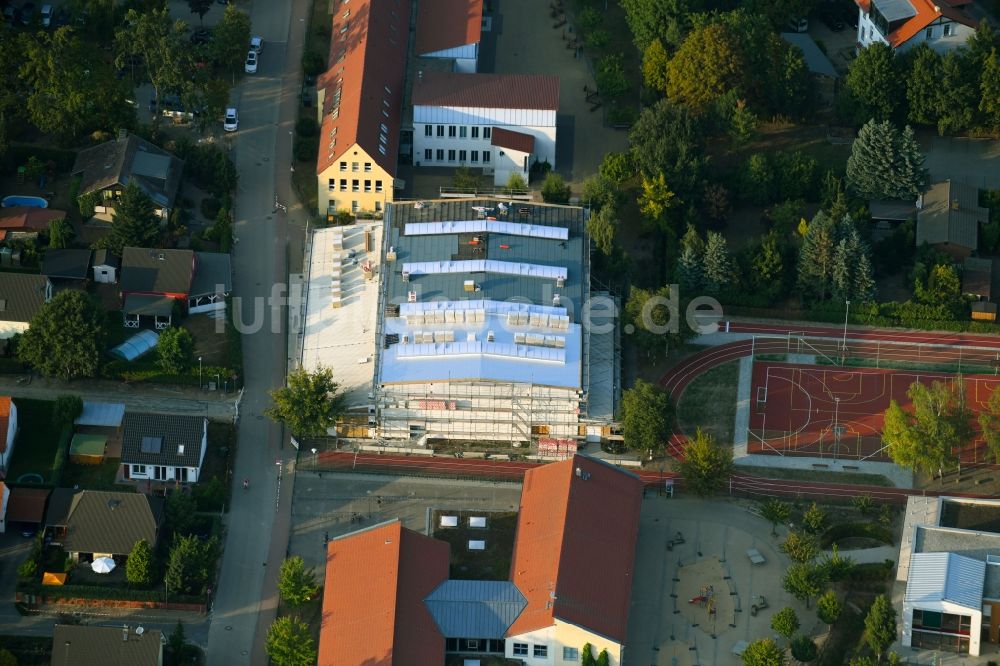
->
[
  {"left": 833, "top": 397, "right": 841, "bottom": 460},
  {"left": 311, "top": 447, "right": 318, "bottom": 469},
  {"left": 198, "top": 357, "right": 203, "bottom": 389},
  {"left": 842, "top": 300, "right": 851, "bottom": 351},
  {"left": 289, "top": 130, "right": 294, "bottom": 172}
]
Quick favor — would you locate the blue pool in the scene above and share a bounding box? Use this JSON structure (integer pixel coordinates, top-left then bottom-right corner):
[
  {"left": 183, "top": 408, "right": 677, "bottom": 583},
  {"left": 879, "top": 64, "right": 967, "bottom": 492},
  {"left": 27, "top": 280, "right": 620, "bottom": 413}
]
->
[{"left": 1, "top": 195, "right": 48, "bottom": 208}]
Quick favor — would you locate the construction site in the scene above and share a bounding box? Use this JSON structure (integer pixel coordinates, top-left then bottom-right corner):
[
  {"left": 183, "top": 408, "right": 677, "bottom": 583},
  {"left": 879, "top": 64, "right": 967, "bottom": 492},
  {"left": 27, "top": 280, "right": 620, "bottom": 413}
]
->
[{"left": 299, "top": 198, "right": 621, "bottom": 451}]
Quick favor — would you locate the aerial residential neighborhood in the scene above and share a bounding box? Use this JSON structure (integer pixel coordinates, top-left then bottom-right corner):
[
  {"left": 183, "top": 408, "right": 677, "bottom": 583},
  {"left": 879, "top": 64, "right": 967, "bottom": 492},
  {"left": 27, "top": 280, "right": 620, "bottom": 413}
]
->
[{"left": 1, "top": 0, "right": 1000, "bottom": 664}]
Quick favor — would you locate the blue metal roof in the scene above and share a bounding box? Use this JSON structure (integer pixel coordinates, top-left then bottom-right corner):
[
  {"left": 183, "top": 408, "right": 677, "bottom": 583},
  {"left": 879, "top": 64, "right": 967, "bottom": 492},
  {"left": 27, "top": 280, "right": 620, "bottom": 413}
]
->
[
  {"left": 424, "top": 580, "right": 526, "bottom": 639},
  {"left": 75, "top": 402, "right": 126, "bottom": 428}
]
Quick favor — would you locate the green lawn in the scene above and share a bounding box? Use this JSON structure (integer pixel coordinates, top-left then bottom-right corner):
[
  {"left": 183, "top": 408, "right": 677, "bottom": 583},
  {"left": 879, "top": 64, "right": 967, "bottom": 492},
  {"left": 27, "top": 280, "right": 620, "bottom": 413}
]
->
[
  {"left": 59, "top": 460, "right": 130, "bottom": 492},
  {"left": 6, "top": 399, "right": 62, "bottom": 484},
  {"left": 432, "top": 511, "right": 518, "bottom": 581},
  {"left": 676, "top": 361, "right": 740, "bottom": 444}
]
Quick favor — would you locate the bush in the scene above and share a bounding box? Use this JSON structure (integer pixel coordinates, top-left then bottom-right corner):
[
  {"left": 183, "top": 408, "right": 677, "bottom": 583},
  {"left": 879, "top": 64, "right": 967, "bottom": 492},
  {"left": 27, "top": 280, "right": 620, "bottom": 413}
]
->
[
  {"left": 77, "top": 192, "right": 99, "bottom": 220},
  {"left": 301, "top": 50, "right": 325, "bottom": 77},
  {"left": 540, "top": 172, "right": 571, "bottom": 203},
  {"left": 294, "top": 136, "right": 318, "bottom": 162},
  {"left": 8, "top": 145, "right": 76, "bottom": 172},
  {"left": 295, "top": 116, "right": 318, "bottom": 138},
  {"left": 846, "top": 560, "right": 895, "bottom": 582},
  {"left": 820, "top": 522, "right": 894, "bottom": 549},
  {"left": 596, "top": 54, "right": 630, "bottom": 99},
  {"left": 200, "top": 197, "right": 221, "bottom": 220}
]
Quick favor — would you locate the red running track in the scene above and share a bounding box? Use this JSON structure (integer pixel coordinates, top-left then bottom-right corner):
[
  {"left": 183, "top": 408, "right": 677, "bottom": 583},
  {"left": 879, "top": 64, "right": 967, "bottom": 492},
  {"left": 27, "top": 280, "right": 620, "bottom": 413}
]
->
[{"left": 728, "top": 321, "right": 1000, "bottom": 350}]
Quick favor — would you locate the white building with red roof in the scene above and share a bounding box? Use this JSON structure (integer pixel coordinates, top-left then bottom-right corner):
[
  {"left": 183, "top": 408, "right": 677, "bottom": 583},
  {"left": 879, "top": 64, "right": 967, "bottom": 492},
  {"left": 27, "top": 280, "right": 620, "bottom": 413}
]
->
[
  {"left": 412, "top": 71, "right": 559, "bottom": 187},
  {"left": 855, "top": 0, "right": 977, "bottom": 53},
  {"left": 415, "top": 0, "right": 483, "bottom": 73}
]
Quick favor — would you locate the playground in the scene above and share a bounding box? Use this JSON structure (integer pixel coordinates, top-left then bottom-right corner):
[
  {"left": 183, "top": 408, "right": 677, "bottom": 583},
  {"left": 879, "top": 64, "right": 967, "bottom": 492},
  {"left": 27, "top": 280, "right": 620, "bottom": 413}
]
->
[{"left": 747, "top": 361, "right": 1000, "bottom": 463}]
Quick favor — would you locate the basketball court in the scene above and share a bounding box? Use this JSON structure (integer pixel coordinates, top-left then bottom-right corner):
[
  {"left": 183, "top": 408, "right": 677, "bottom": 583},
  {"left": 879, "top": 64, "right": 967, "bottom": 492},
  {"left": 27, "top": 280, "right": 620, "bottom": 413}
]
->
[{"left": 747, "top": 361, "right": 1000, "bottom": 463}]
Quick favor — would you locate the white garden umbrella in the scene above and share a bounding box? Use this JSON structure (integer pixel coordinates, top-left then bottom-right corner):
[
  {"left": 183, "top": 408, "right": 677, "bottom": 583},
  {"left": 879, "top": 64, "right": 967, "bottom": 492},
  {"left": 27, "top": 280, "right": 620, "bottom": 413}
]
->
[{"left": 91, "top": 557, "right": 116, "bottom": 574}]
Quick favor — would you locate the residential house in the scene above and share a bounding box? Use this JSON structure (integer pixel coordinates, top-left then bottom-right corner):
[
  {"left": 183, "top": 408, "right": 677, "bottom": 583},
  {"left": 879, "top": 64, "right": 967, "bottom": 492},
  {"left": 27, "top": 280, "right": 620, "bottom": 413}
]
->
[
  {"left": 895, "top": 496, "right": 1000, "bottom": 655},
  {"left": 0, "top": 207, "right": 66, "bottom": 241},
  {"left": 189, "top": 251, "right": 232, "bottom": 314},
  {"left": 0, "top": 396, "right": 18, "bottom": 473},
  {"left": 319, "top": 519, "right": 450, "bottom": 665},
  {"left": 317, "top": 455, "right": 642, "bottom": 665},
  {"left": 119, "top": 247, "right": 194, "bottom": 330},
  {"left": 314, "top": 0, "right": 411, "bottom": 219},
  {"left": 92, "top": 249, "right": 120, "bottom": 284},
  {"left": 415, "top": 0, "right": 483, "bottom": 73},
  {"left": 41, "top": 249, "right": 93, "bottom": 282},
  {"left": 0, "top": 274, "right": 51, "bottom": 339},
  {"left": 916, "top": 180, "right": 988, "bottom": 260},
  {"left": 120, "top": 413, "right": 208, "bottom": 483},
  {"left": 412, "top": 72, "right": 559, "bottom": 187},
  {"left": 70, "top": 132, "right": 184, "bottom": 224},
  {"left": 855, "top": 0, "right": 978, "bottom": 53},
  {"left": 44, "top": 489, "right": 164, "bottom": 561},
  {"left": 51, "top": 624, "right": 164, "bottom": 666}
]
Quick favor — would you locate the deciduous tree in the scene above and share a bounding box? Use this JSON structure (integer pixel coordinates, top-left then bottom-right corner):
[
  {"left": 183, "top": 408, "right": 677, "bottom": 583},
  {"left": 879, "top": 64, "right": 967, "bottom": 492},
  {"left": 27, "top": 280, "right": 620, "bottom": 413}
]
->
[
  {"left": 629, "top": 100, "right": 706, "bottom": 202},
  {"left": 741, "top": 637, "right": 785, "bottom": 666},
  {"left": 666, "top": 22, "right": 745, "bottom": 114},
  {"left": 157, "top": 327, "right": 195, "bottom": 375},
  {"left": 638, "top": 172, "right": 680, "bottom": 232},
  {"left": 48, "top": 218, "right": 75, "bottom": 249},
  {"left": 672, "top": 428, "right": 732, "bottom": 496},
  {"left": 624, "top": 285, "right": 693, "bottom": 359},
  {"left": 864, "top": 594, "right": 897, "bottom": 662},
  {"left": 905, "top": 44, "right": 941, "bottom": 126},
  {"left": 621, "top": 379, "right": 674, "bottom": 454},
  {"left": 211, "top": 3, "right": 252, "bottom": 73},
  {"left": 53, "top": 395, "right": 84, "bottom": 426},
  {"left": 267, "top": 366, "right": 346, "bottom": 438},
  {"left": 265, "top": 616, "right": 316, "bottom": 666},
  {"left": 883, "top": 380, "right": 970, "bottom": 476},
  {"left": 188, "top": 0, "right": 212, "bottom": 26},
  {"left": 165, "top": 534, "right": 217, "bottom": 596},
  {"left": 760, "top": 498, "right": 790, "bottom": 536},
  {"left": 802, "top": 502, "right": 827, "bottom": 534},
  {"left": 587, "top": 205, "right": 616, "bottom": 256},
  {"left": 278, "top": 556, "right": 319, "bottom": 607},
  {"left": 771, "top": 606, "right": 800, "bottom": 642},
  {"left": 126, "top": 538, "right": 154, "bottom": 588},
  {"left": 790, "top": 635, "right": 818, "bottom": 663},
  {"left": 817, "top": 588, "right": 842, "bottom": 624},
  {"left": 781, "top": 531, "right": 819, "bottom": 563},
  {"left": 981, "top": 49, "right": 1000, "bottom": 129},
  {"left": 979, "top": 385, "right": 1000, "bottom": 463},
  {"left": 642, "top": 38, "right": 670, "bottom": 92},
  {"left": 17, "top": 291, "right": 105, "bottom": 380},
  {"left": 844, "top": 42, "right": 904, "bottom": 123},
  {"left": 782, "top": 562, "right": 826, "bottom": 608},
  {"left": 540, "top": 172, "right": 571, "bottom": 204}
]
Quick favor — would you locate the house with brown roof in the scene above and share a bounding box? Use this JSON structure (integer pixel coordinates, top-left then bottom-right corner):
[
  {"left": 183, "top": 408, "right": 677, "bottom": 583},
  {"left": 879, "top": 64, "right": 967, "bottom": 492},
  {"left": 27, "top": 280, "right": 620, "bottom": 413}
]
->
[
  {"left": 855, "top": 0, "right": 977, "bottom": 53},
  {"left": 119, "top": 247, "right": 231, "bottom": 329},
  {"left": 412, "top": 71, "right": 560, "bottom": 187},
  {"left": 415, "top": 0, "right": 483, "bottom": 73},
  {"left": 0, "top": 396, "right": 18, "bottom": 475},
  {"left": 44, "top": 489, "right": 164, "bottom": 561},
  {"left": 71, "top": 132, "right": 183, "bottom": 225},
  {"left": 915, "top": 180, "right": 988, "bottom": 260},
  {"left": 314, "top": 0, "right": 410, "bottom": 220},
  {"left": 0, "top": 206, "right": 67, "bottom": 242},
  {"left": 51, "top": 624, "right": 163, "bottom": 666},
  {"left": 0, "top": 273, "right": 52, "bottom": 339},
  {"left": 317, "top": 456, "right": 642, "bottom": 665}
]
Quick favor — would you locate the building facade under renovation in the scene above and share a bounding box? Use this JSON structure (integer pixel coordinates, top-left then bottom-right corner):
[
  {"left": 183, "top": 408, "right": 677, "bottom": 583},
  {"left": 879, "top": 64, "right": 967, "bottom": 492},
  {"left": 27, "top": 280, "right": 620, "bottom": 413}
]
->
[{"left": 371, "top": 199, "right": 619, "bottom": 446}]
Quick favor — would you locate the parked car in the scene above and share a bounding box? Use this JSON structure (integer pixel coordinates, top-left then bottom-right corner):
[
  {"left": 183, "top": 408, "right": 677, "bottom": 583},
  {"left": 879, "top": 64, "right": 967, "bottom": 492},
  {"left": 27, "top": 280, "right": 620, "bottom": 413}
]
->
[
  {"left": 19, "top": 2, "right": 36, "bottom": 25},
  {"left": 39, "top": 3, "right": 50, "bottom": 26},
  {"left": 223, "top": 107, "right": 238, "bottom": 132},
  {"left": 191, "top": 27, "right": 211, "bottom": 44},
  {"left": 250, "top": 35, "right": 263, "bottom": 53},
  {"left": 244, "top": 50, "right": 258, "bottom": 73},
  {"left": 2, "top": 4, "right": 15, "bottom": 22},
  {"left": 819, "top": 7, "right": 845, "bottom": 31},
  {"left": 787, "top": 16, "right": 808, "bottom": 32},
  {"left": 52, "top": 6, "right": 67, "bottom": 26}
]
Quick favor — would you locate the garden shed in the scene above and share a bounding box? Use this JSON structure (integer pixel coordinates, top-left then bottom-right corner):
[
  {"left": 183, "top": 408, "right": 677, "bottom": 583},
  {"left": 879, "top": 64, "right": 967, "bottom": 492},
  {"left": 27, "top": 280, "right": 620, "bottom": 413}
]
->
[{"left": 69, "top": 434, "right": 107, "bottom": 465}]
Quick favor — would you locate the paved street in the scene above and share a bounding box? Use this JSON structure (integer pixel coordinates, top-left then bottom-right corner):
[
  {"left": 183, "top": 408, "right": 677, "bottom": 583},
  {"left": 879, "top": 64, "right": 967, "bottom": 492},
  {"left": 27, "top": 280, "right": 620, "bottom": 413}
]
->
[{"left": 204, "top": 0, "right": 309, "bottom": 663}]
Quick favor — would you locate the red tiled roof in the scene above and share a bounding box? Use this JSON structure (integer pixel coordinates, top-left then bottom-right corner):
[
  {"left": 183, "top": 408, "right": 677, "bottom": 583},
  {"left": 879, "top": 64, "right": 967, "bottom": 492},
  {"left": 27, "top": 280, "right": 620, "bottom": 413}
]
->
[
  {"left": 491, "top": 127, "right": 535, "bottom": 154},
  {"left": 506, "top": 455, "right": 643, "bottom": 643},
  {"left": 413, "top": 72, "right": 560, "bottom": 110},
  {"left": 315, "top": 0, "right": 411, "bottom": 177},
  {"left": 415, "top": 0, "right": 482, "bottom": 55},
  {"left": 0, "top": 207, "right": 66, "bottom": 231},
  {"left": 318, "top": 520, "right": 449, "bottom": 666},
  {"left": 6, "top": 487, "right": 50, "bottom": 523},
  {"left": 0, "top": 397, "right": 10, "bottom": 456},
  {"left": 857, "top": 0, "right": 977, "bottom": 47}
]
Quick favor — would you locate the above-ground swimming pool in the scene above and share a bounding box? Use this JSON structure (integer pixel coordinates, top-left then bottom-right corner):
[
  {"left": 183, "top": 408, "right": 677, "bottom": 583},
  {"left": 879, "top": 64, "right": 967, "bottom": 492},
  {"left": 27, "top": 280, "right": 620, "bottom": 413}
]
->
[{"left": 1, "top": 195, "right": 49, "bottom": 208}]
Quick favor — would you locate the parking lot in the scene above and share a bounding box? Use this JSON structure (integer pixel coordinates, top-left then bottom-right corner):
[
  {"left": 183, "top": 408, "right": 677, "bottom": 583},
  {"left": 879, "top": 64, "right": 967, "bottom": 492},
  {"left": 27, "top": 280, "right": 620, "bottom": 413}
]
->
[
  {"left": 288, "top": 472, "right": 523, "bottom": 576},
  {"left": 627, "top": 497, "right": 811, "bottom": 666}
]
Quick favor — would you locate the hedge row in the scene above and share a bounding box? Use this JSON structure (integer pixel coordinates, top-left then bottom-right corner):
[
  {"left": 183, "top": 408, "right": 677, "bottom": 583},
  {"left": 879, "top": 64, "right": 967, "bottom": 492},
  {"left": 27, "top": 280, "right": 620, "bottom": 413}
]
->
[
  {"left": 724, "top": 303, "right": 1000, "bottom": 335},
  {"left": 49, "top": 426, "right": 73, "bottom": 487},
  {"left": 101, "top": 359, "right": 236, "bottom": 386},
  {"left": 845, "top": 560, "right": 896, "bottom": 582},
  {"left": 820, "top": 521, "right": 894, "bottom": 549},
  {"left": 17, "top": 581, "right": 203, "bottom": 604},
  {"left": 7, "top": 145, "right": 78, "bottom": 172}
]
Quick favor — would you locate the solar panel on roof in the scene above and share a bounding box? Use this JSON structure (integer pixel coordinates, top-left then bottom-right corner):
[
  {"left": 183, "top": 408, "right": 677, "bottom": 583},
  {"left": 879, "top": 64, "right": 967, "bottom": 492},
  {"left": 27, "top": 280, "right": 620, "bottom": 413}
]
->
[
  {"left": 403, "top": 220, "right": 569, "bottom": 240},
  {"left": 140, "top": 436, "right": 163, "bottom": 454},
  {"left": 402, "top": 260, "right": 568, "bottom": 281}
]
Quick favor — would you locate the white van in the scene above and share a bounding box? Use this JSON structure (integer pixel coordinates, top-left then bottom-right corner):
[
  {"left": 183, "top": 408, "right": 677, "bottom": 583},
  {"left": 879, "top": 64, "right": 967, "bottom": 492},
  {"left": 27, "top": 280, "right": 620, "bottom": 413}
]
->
[
  {"left": 40, "top": 4, "right": 52, "bottom": 26},
  {"left": 250, "top": 36, "right": 263, "bottom": 54}
]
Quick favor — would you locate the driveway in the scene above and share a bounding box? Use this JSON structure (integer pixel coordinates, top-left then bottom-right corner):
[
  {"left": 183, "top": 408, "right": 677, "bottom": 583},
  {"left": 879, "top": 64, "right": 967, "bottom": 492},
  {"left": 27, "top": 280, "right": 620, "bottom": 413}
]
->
[
  {"left": 921, "top": 135, "right": 1000, "bottom": 190},
  {"left": 202, "top": 0, "right": 309, "bottom": 663}
]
